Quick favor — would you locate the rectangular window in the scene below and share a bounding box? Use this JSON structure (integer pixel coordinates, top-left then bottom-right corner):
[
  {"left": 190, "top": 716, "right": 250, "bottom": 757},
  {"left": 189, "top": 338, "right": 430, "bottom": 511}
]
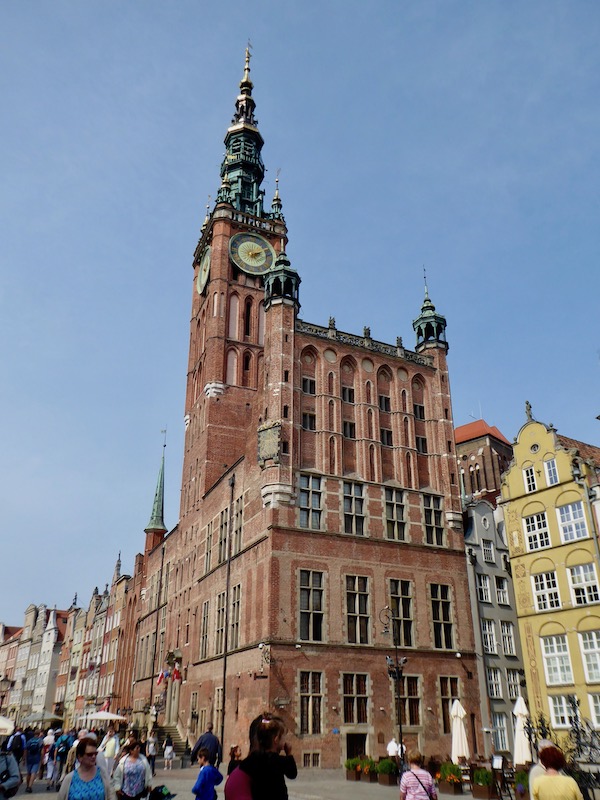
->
[
  {"left": 299, "top": 474, "right": 322, "bottom": 530},
  {"left": 549, "top": 694, "right": 577, "bottom": 728},
  {"left": 341, "top": 387, "right": 355, "bottom": 404},
  {"left": 343, "top": 673, "right": 368, "bottom": 723},
  {"left": 215, "top": 687, "right": 224, "bottom": 739},
  {"left": 299, "top": 671, "right": 322, "bottom": 734},
  {"left": 477, "top": 574, "right": 491, "bottom": 603},
  {"left": 558, "top": 501, "right": 588, "bottom": 542},
  {"left": 379, "top": 395, "right": 391, "bottom": 412},
  {"left": 487, "top": 667, "right": 502, "bottom": 699},
  {"left": 542, "top": 635, "right": 573, "bottom": 685},
  {"left": 385, "top": 489, "right": 405, "bottom": 541},
  {"left": 413, "top": 403, "right": 425, "bottom": 420},
  {"left": 215, "top": 592, "right": 226, "bottom": 655},
  {"left": 544, "top": 458, "right": 559, "bottom": 486},
  {"left": 501, "top": 621, "right": 516, "bottom": 656},
  {"left": 343, "top": 420, "right": 356, "bottom": 439},
  {"left": 439, "top": 676, "right": 459, "bottom": 734},
  {"left": 589, "top": 694, "right": 600, "bottom": 728},
  {"left": 496, "top": 577, "right": 509, "bottom": 605},
  {"left": 569, "top": 564, "right": 600, "bottom": 605},
  {"left": 482, "top": 619, "right": 497, "bottom": 654},
  {"left": 424, "top": 494, "right": 444, "bottom": 545},
  {"left": 416, "top": 436, "right": 428, "bottom": 454},
  {"left": 482, "top": 540, "right": 495, "bottom": 563},
  {"left": 232, "top": 496, "right": 243, "bottom": 556},
  {"left": 390, "top": 579, "right": 413, "bottom": 647},
  {"left": 380, "top": 428, "right": 393, "bottom": 447},
  {"left": 507, "top": 669, "right": 521, "bottom": 700},
  {"left": 395, "top": 674, "right": 421, "bottom": 726},
  {"left": 204, "top": 524, "right": 212, "bottom": 574},
  {"left": 346, "top": 575, "right": 370, "bottom": 644},
  {"left": 300, "top": 570, "right": 324, "bottom": 642},
  {"left": 524, "top": 512, "right": 550, "bottom": 551},
  {"left": 580, "top": 631, "right": 600, "bottom": 682},
  {"left": 218, "top": 509, "right": 228, "bottom": 564},
  {"left": 230, "top": 584, "right": 241, "bottom": 650},
  {"left": 200, "top": 601, "right": 209, "bottom": 660},
  {"left": 302, "top": 377, "right": 316, "bottom": 395},
  {"left": 523, "top": 466, "right": 537, "bottom": 493},
  {"left": 431, "top": 584, "right": 453, "bottom": 649},
  {"left": 343, "top": 482, "right": 365, "bottom": 535},
  {"left": 533, "top": 572, "right": 561, "bottom": 612},
  {"left": 302, "top": 413, "right": 316, "bottom": 431},
  {"left": 492, "top": 712, "right": 508, "bottom": 751}
]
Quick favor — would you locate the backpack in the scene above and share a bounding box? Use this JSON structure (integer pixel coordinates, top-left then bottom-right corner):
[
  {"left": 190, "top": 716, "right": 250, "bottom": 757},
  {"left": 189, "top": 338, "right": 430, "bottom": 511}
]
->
[
  {"left": 26, "top": 738, "right": 41, "bottom": 758},
  {"left": 8, "top": 736, "right": 23, "bottom": 761},
  {"left": 56, "top": 739, "right": 69, "bottom": 759}
]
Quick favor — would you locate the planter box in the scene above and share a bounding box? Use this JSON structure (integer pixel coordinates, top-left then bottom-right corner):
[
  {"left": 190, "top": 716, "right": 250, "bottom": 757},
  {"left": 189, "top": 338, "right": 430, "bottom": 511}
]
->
[
  {"left": 361, "top": 771, "right": 378, "bottom": 783},
  {"left": 472, "top": 785, "right": 497, "bottom": 799},
  {"left": 378, "top": 773, "right": 398, "bottom": 786},
  {"left": 345, "top": 770, "right": 360, "bottom": 781},
  {"left": 439, "top": 780, "right": 463, "bottom": 795}
]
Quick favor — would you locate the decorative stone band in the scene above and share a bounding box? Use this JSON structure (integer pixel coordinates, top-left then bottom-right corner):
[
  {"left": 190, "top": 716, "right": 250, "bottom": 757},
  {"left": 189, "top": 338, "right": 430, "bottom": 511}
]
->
[
  {"left": 261, "top": 483, "right": 294, "bottom": 508},
  {"left": 204, "top": 381, "right": 226, "bottom": 398}
]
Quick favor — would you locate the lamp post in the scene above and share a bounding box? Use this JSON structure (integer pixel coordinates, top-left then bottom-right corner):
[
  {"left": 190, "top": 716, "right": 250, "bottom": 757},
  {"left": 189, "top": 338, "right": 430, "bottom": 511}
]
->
[{"left": 379, "top": 607, "right": 407, "bottom": 772}]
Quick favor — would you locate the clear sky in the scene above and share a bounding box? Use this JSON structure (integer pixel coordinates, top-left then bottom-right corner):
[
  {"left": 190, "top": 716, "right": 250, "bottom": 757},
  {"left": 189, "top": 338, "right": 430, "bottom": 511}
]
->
[{"left": 1, "top": 1, "right": 598, "bottom": 624}]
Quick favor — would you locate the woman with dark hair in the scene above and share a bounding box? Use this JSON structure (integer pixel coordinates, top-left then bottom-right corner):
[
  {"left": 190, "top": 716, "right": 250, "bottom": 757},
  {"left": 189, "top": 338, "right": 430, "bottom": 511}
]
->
[
  {"left": 57, "top": 737, "right": 115, "bottom": 800},
  {"left": 532, "top": 746, "right": 583, "bottom": 800},
  {"left": 112, "top": 740, "right": 152, "bottom": 800},
  {"left": 235, "top": 713, "right": 297, "bottom": 800},
  {"left": 227, "top": 745, "right": 242, "bottom": 776}
]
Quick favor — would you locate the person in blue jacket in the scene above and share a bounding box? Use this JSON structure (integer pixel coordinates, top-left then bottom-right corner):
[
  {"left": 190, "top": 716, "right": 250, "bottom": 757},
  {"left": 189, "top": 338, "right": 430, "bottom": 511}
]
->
[{"left": 191, "top": 748, "right": 222, "bottom": 800}]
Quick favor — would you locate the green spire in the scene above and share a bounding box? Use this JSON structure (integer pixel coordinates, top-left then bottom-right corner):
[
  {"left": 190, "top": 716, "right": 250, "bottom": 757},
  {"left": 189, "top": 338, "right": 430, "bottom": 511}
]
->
[
  {"left": 220, "top": 48, "right": 266, "bottom": 217},
  {"left": 412, "top": 273, "right": 448, "bottom": 352},
  {"left": 146, "top": 449, "right": 167, "bottom": 533}
]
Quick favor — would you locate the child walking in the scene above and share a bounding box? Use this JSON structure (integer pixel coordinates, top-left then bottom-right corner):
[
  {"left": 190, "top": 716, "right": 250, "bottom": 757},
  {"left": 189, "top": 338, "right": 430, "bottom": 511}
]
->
[{"left": 192, "top": 748, "right": 223, "bottom": 800}]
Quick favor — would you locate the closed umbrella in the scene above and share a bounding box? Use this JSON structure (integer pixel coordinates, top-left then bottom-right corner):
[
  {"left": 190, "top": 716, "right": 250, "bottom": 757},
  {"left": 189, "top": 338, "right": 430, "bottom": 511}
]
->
[
  {"left": 513, "top": 696, "right": 532, "bottom": 766},
  {"left": 450, "top": 699, "right": 470, "bottom": 764},
  {"left": 0, "top": 715, "right": 14, "bottom": 735}
]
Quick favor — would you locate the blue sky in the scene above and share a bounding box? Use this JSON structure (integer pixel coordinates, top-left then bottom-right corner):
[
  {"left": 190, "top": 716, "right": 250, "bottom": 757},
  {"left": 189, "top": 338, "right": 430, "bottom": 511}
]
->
[{"left": 1, "top": 1, "right": 598, "bottom": 624}]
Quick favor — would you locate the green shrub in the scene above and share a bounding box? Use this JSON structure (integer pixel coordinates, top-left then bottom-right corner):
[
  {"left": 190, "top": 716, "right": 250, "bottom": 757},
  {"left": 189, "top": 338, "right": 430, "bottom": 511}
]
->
[
  {"left": 360, "top": 757, "right": 377, "bottom": 775},
  {"left": 473, "top": 768, "right": 493, "bottom": 786},
  {"left": 344, "top": 756, "right": 361, "bottom": 771},
  {"left": 376, "top": 758, "right": 399, "bottom": 775},
  {"left": 439, "top": 762, "right": 462, "bottom": 783},
  {"left": 514, "top": 770, "right": 529, "bottom": 792}
]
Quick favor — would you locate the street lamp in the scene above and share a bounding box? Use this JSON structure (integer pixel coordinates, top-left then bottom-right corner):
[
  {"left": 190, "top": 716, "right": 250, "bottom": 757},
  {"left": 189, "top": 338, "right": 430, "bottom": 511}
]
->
[{"left": 379, "top": 607, "right": 407, "bottom": 772}]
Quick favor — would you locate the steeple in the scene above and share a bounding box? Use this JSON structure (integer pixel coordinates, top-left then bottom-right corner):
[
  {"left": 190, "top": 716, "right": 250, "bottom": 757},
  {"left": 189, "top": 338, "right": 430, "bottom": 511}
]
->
[
  {"left": 219, "top": 48, "right": 266, "bottom": 217},
  {"left": 112, "top": 552, "right": 122, "bottom": 585},
  {"left": 412, "top": 276, "right": 448, "bottom": 352},
  {"left": 146, "top": 448, "right": 167, "bottom": 534}
]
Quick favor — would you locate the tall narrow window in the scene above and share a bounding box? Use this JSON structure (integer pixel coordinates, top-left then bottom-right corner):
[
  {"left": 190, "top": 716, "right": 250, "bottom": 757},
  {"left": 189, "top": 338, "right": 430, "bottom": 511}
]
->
[
  {"left": 200, "top": 601, "right": 209, "bottom": 660},
  {"left": 477, "top": 574, "right": 491, "bottom": 603},
  {"left": 346, "top": 575, "right": 370, "bottom": 644},
  {"left": 300, "top": 671, "right": 322, "bottom": 734},
  {"left": 481, "top": 619, "right": 497, "bottom": 654},
  {"left": 523, "top": 466, "right": 537, "bottom": 493},
  {"left": 215, "top": 592, "right": 226, "bottom": 655},
  {"left": 501, "top": 621, "right": 516, "bottom": 656},
  {"left": 544, "top": 458, "right": 559, "bottom": 486},
  {"left": 344, "top": 482, "right": 365, "bottom": 535},
  {"left": 343, "top": 673, "right": 368, "bottom": 723},
  {"left": 230, "top": 584, "right": 241, "bottom": 650},
  {"left": 487, "top": 667, "right": 502, "bottom": 698},
  {"left": 439, "top": 676, "right": 459, "bottom": 734},
  {"left": 233, "top": 496, "right": 243, "bottom": 556},
  {"left": 204, "top": 523, "right": 212, "bottom": 574},
  {"left": 506, "top": 669, "right": 520, "bottom": 699},
  {"left": 300, "top": 570, "right": 324, "bottom": 641},
  {"left": 385, "top": 489, "right": 405, "bottom": 540},
  {"left": 431, "top": 584, "right": 453, "bottom": 649},
  {"left": 299, "top": 475, "right": 322, "bottom": 530},
  {"left": 218, "top": 509, "right": 228, "bottom": 564},
  {"left": 390, "top": 579, "right": 413, "bottom": 647},
  {"left": 496, "top": 577, "right": 509, "bottom": 605},
  {"left": 424, "top": 495, "right": 444, "bottom": 545},
  {"left": 492, "top": 713, "right": 508, "bottom": 751}
]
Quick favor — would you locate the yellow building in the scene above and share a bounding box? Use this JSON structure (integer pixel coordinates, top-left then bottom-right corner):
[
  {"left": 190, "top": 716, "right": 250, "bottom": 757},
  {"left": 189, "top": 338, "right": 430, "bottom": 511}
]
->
[{"left": 500, "top": 407, "right": 600, "bottom": 733}]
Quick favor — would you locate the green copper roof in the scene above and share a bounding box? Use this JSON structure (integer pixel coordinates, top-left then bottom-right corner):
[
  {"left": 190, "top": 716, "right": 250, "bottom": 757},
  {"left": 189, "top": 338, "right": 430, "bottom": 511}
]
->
[{"left": 146, "top": 451, "right": 166, "bottom": 532}]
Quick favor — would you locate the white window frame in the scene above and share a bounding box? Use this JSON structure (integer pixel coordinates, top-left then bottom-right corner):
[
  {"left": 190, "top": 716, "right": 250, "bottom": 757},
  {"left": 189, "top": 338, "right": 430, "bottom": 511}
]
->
[
  {"left": 532, "top": 571, "right": 561, "bottom": 612},
  {"left": 542, "top": 634, "right": 573, "bottom": 685},
  {"left": 501, "top": 621, "right": 516, "bottom": 656},
  {"left": 544, "top": 458, "right": 559, "bottom": 486},
  {"left": 589, "top": 693, "right": 600, "bottom": 729},
  {"left": 492, "top": 712, "right": 508, "bottom": 751},
  {"left": 524, "top": 512, "right": 550, "bottom": 551},
  {"left": 557, "top": 501, "right": 588, "bottom": 543},
  {"left": 477, "top": 574, "right": 491, "bottom": 603},
  {"left": 482, "top": 619, "right": 497, "bottom": 654},
  {"left": 487, "top": 667, "right": 502, "bottom": 698},
  {"left": 523, "top": 466, "right": 537, "bottom": 493},
  {"left": 569, "top": 564, "right": 600, "bottom": 606},
  {"left": 549, "top": 694, "right": 577, "bottom": 728},
  {"left": 506, "top": 669, "right": 521, "bottom": 700},
  {"left": 496, "top": 576, "right": 509, "bottom": 605},
  {"left": 580, "top": 631, "right": 600, "bottom": 683},
  {"left": 482, "top": 540, "right": 495, "bottom": 563}
]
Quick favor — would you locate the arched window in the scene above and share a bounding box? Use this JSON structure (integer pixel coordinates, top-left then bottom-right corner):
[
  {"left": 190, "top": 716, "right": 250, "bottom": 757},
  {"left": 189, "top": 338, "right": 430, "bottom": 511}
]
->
[
  {"left": 329, "top": 437, "right": 336, "bottom": 473},
  {"left": 328, "top": 372, "right": 334, "bottom": 395},
  {"left": 401, "top": 390, "right": 407, "bottom": 412},
  {"left": 242, "top": 352, "right": 252, "bottom": 387},
  {"left": 226, "top": 350, "right": 238, "bottom": 385},
  {"left": 228, "top": 294, "right": 239, "bottom": 339},
  {"left": 405, "top": 452, "right": 413, "bottom": 488},
  {"left": 244, "top": 297, "right": 253, "bottom": 339},
  {"left": 366, "top": 381, "right": 372, "bottom": 404},
  {"left": 258, "top": 301, "right": 265, "bottom": 345}
]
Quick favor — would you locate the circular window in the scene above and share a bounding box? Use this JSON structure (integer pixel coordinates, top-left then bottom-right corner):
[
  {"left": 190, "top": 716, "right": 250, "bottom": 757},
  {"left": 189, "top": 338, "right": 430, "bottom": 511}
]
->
[
  {"left": 530, "top": 444, "right": 539, "bottom": 453},
  {"left": 482, "top": 517, "right": 490, "bottom": 529}
]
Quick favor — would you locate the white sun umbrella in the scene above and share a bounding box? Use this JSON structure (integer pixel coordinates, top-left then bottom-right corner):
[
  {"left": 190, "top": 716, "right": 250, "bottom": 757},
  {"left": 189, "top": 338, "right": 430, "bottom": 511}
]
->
[
  {"left": 513, "top": 696, "right": 532, "bottom": 766},
  {"left": 85, "top": 711, "right": 127, "bottom": 722},
  {"left": 450, "top": 699, "right": 470, "bottom": 763},
  {"left": 0, "top": 715, "right": 14, "bottom": 736}
]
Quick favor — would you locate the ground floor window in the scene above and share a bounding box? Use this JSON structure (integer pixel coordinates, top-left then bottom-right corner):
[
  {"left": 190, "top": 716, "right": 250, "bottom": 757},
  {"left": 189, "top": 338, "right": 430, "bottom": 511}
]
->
[{"left": 492, "top": 712, "right": 508, "bottom": 751}]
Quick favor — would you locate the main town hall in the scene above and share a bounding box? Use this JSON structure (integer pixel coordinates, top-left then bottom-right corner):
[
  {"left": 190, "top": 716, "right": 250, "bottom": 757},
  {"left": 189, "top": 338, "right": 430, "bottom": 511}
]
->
[{"left": 117, "top": 52, "right": 482, "bottom": 767}]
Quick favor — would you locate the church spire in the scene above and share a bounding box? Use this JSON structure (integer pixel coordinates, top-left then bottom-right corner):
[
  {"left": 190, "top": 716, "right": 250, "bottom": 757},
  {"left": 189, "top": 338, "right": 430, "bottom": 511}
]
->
[
  {"left": 146, "top": 444, "right": 167, "bottom": 534},
  {"left": 412, "top": 272, "right": 448, "bottom": 352}
]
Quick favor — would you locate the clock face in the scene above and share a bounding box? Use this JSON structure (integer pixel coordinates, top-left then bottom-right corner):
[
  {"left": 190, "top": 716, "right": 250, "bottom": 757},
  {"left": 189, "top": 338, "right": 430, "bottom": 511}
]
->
[
  {"left": 229, "top": 232, "right": 275, "bottom": 275},
  {"left": 196, "top": 247, "right": 211, "bottom": 294}
]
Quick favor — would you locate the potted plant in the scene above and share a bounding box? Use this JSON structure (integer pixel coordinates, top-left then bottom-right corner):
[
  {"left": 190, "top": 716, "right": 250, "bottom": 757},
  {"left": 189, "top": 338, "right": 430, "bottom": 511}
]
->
[
  {"left": 514, "top": 770, "right": 529, "bottom": 799},
  {"left": 376, "top": 758, "right": 399, "bottom": 786},
  {"left": 436, "top": 763, "right": 463, "bottom": 795},
  {"left": 360, "top": 757, "right": 378, "bottom": 782},
  {"left": 472, "top": 768, "right": 497, "bottom": 799},
  {"left": 344, "top": 756, "right": 361, "bottom": 780}
]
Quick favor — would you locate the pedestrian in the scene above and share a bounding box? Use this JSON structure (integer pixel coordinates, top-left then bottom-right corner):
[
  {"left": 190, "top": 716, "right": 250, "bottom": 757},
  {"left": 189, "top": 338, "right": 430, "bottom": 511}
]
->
[
  {"left": 43, "top": 729, "right": 57, "bottom": 790},
  {"left": 57, "top": 737, "right": 115, "bottom": 800},
  {"left": 528, "top": 740, "right": 555, "bottom": 800},
  {"left": 24, "top": 728, "right": 44, "bottom": 793},
  {"left": 6, "top": 728, "right": 25, "bottom": 769},
  {"left": 0, "top": 747, "right": 21, "bottom": 798},
  {"left": 192, "top": 748, "right": 223, "bottom": 800},
  {"left": 400, "top": 750, "right": 437, "bottom": 800},
  {"left": 531, "top": 746, "right": 583, "bottom": 800},
  {"left": 227, "top": 746, "right": 242, "bottom": 776},
  {"left": 236, "top": 713, "right": 297, "bottom": 800},
  {"left": 225, "top": 715, "right": 264, "bottom": 800},
  {"left": 190, "top": 724, "right": 221, "bottom": 768},
  {"left": 99, "top": 727, "right": 120, "bottom": 777},
  {"left": 112, "top": 739, "right": 152, "bottom": 800},
  {"left": 146, "top": 732, "right": 157, "bottom": 777},
  {"left": 163, "top": 737, "right": 174, "bottom": 771},
  {"left": 65, "top": 730, "right": 90, "bottom": 775},
  {"left": 55, "top": 730, "right": 71, "bottom": 787}
]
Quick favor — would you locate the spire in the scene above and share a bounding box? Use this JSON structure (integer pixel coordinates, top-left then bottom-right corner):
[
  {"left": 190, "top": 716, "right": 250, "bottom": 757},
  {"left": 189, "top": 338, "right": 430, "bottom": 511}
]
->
[
  {"left": 412, "top": 273, "right": 448, "bottom": 353},
  {"left": 146, "top": 445, "right": 167, "bottom": 533},
  {"left": 220, "top": 48, "right": 266, "bottom": 217},
  {"left": 270, "top": 174, "right": 284, "bottom": 221},
  {"left": 264, "top": 249, "right": 301, "bottom": 312},
  {"left": 112, "top": 552, "right": 121, "bottom": 585}
]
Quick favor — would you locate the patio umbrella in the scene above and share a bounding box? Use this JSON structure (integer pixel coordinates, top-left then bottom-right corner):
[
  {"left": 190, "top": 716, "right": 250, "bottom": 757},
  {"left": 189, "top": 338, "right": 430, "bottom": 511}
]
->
[
  {"left": 513, "top": 696, "right": 532, "bottom": 766},
  {"left": 85, "top": 711, "right": 127, "bottom": 722},
  {"left": 450, "top": 699, "right": 470, "bottom": 764},
  {"left": 0, "top": 715, "right": 15, "bottom": 735},
  {"left": 21, "top": 711, "right": 63, "bottom": 725}
]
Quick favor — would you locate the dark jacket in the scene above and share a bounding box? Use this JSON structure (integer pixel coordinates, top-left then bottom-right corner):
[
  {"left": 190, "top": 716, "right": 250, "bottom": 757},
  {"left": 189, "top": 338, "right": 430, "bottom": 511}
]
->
[
  {"left": 240, "top": 751, "right": 297, "bottom": 800},
  {"left": 190, "top": 732, "right": 221, "bottom": 767}
]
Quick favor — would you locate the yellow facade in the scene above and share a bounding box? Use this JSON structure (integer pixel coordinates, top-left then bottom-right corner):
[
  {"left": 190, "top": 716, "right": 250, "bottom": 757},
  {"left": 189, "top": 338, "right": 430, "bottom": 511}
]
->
[{"left": 500, "top": 418, "right": 600, "bottom": 733}]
